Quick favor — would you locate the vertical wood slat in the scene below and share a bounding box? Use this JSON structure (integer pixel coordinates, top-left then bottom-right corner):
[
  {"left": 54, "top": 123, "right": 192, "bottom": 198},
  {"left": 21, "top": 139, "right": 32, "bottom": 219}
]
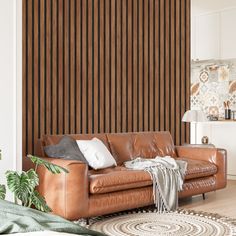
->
[
  {"left": 154, "top": 0, "right": 160, "bottom": 131},
  {"left": 165, "top": 0, "right": 170, "bottom": 132},
  {"left": 33, "top": 0, "right": 39, "bottom": 154},
  {"left": 132, "top": 0, "right": 138, "bottom": 132},
  {"left": 27, "top": 0, "right": 33, "bottom": 157},
  {"left": 99, "top": 0, "right": 105, "bottom": 133},
  {"left": 121, "top": 0, "right": 127, "bottom": 132},
  {"left": 116, "top": 0, "right": 122, "bottom": 133},
  {"left": 170, "top": 0, "right": 176, "bottom": 139},
  {"left": 149, "top": 0, "right": 154, "bottom": 132},
  {"left": 52, "top": 0, "right": 58, "bottom": 134},
  {"left": 81, "top": 0, "right": 87, "bottom": 134},
  {"left": 159, "top": 0, "right": 165, "bottom": 131},
  {"left": 23, "top": 0, "right": 190, "bottom": 169},
  {"left": 58, "top": 0, "right": 64, "bottom": 134},
  {"left": 105, "top": 0, "right": 110, "bottom": 132},
  {"left": 93, "top": 0, "right": 99, "bottom": 134},
  {"left": 87, "top": 0, "right": 93, "bottom": 133},
  {"left": 69, "top": 0, "right": 75, "bottom": 134},
  {"left": 111, "top": 0, "right": 116, "bottom": 133},
  {"left": 127, "top": 0, "right": 132, "bottom": 132},
  {"left": 75, "top": 0, "right": 81, "bottom": 133},
  {"left": 175, "top": 0, "right": 181, "bottom": 144},
  {"left": 138, "top": 0, "right": 143, "bottom": 131},
  {"left": 46, "top": 0, "right": 52, "bottom": 135},
  {"left": 143, "top": 0, "right": 148, "bottom": 131},
  {"left": 64, "top": 0, "right": 69, "bottom": 134}
]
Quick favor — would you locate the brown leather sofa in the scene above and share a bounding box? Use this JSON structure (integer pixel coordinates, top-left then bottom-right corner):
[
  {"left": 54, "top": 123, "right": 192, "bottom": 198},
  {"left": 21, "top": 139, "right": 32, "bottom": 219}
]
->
[{"left": 36, "top": 131, "right": 227, "bottom": 220}]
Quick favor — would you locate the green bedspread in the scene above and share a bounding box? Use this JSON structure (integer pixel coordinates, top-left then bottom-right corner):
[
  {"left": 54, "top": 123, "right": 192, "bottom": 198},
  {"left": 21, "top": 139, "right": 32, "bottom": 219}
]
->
[{"left": 0, "top": 200, "right": 105, "bottom": 235}]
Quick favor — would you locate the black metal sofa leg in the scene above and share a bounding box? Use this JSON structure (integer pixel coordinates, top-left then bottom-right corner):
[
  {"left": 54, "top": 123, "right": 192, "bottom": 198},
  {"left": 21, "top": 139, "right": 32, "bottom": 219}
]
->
[
  {"left": 86, "top": 218, "right": 90, "bottom": 225},
  {"left": 202, "top": 193, "right": 206, "bottom": 200}
]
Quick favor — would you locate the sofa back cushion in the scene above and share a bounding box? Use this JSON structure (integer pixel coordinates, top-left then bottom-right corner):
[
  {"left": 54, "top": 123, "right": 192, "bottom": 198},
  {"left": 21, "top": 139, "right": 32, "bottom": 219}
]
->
[
  {"left": 107, "top": 131, "right": 176, "bottom": 165},
  {"left": 132, "top": 132, "right": 176, "bottom": 158},
  {"left": 107, "top": 133, "right": 133, "bottom": 165},
  {"left": 41, "top": 132, "right": 176, "bottom": 165}
]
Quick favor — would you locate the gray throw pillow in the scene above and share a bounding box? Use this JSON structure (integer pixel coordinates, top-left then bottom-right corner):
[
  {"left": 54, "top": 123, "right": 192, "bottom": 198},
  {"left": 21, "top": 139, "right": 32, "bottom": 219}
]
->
[{"left": 44, "top": 136, "right": 88, "bottom": 164}]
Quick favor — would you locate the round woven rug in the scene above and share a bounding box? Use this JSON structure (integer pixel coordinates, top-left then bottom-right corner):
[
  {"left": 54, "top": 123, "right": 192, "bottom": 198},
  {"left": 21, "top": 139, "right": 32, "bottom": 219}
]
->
[{"left": 89, "top": 210, "right": 236, "bottom": 236}]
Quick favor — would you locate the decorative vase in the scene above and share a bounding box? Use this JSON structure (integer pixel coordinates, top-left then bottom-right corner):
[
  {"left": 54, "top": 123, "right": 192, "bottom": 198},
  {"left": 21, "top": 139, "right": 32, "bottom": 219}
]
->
[{"left": 201, "top": 136, "right": 209, "bottom": 144}]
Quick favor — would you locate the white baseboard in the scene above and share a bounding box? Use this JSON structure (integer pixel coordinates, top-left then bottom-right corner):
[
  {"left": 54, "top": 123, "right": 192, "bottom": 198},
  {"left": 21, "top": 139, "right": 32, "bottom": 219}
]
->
[{"left": 227, "top": 175, "right": 236, "bottom": 180}]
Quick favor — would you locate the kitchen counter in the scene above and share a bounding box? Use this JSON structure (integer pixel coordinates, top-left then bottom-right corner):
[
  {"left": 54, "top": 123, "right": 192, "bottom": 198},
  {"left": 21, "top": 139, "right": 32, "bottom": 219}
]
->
[{"left": 191, "top": 122, "right": 236, "bottom": 180}]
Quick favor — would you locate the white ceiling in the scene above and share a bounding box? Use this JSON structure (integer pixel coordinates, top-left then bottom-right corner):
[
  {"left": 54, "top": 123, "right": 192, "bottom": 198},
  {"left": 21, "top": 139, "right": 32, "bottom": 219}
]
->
[{"left": 192, "top": 0, "right": 236, "bottom": 16}]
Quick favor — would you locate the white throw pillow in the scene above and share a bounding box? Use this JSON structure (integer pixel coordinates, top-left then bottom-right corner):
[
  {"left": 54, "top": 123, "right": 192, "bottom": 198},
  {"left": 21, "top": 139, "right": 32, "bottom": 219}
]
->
[{"left": 76, "top": 138, "right": 117, "bottom": 170}]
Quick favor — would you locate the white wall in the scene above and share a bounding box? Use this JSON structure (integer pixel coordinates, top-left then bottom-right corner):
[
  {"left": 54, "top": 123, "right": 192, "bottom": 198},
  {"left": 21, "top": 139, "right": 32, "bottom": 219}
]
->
[
  {"left": 192, "top": 0, "right": 236, "bottom": 16},
  {"left": 0, "top": 0, "right": 22, "bottom": 200}
]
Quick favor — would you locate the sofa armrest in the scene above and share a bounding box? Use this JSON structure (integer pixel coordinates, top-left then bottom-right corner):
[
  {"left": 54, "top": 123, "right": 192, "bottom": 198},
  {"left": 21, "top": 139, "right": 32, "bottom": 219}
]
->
[
  {"left": 36, "top": 157, "right": 89, "bottom": 220},
  {"left": 176, "top": 146, "right": 227, "bottom": 189}
]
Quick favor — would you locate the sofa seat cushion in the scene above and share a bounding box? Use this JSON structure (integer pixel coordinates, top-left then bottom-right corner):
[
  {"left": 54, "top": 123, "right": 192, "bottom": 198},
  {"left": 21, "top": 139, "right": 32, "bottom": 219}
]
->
[
  {"left": 89, "top": 158, "right": 218, "bottom": 194},
  {"left": 178, "top": 157, "right": 218, "bottom": 180},
  {"left": 89, "top": 166, "right": 152, "bottom": 194}
]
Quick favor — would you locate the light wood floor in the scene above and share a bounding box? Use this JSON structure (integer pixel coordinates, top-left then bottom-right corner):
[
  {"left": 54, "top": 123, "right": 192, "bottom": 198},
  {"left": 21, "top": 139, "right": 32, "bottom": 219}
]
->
[{"left": 179, "top": 180, "right": 236, "bottom": 218}]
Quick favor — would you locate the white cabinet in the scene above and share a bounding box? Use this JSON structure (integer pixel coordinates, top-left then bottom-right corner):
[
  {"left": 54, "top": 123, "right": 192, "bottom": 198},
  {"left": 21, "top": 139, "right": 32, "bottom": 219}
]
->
[
  {"left": 191, "top": 16, "right": 196, "bottom": 59},
  {"left": 192, "top": 8, "right": 236, "bottom": 60},
  {"left": 220, "top": 8, "right": 236, "bottom": 59},
  {"left": 193, "top": 122, "right": 236, "bottom": 179},
  {"left": 194, "top": 13, "right": 220, "bottom": 60},
  {"left": 211, "top": 124, "right": 236, "bottom": 177}
]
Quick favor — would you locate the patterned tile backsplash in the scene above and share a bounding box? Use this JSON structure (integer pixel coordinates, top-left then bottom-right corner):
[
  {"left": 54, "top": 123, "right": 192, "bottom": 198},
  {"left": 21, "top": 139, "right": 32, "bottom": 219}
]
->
[{"left": 191, "top": 59, "right": 236, "bottom": 118}]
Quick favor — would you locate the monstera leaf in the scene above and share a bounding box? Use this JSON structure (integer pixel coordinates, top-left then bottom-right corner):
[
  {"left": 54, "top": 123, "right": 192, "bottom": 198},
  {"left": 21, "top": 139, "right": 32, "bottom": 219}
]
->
[
  {"left": 31, "top": 190, "right": 51, "bottom": 213},
  {"left": 26, "top": 169, "right": 39, "bottom": 187},
  {"left": 28, "top": 155, "right": 69, "bottom": 174},
  {"left": 0, "top": 185, "right": 6, "bottom": 200},
  {"left": 5, "top": 169, "right": 39, "bottom": 206},
  {"left": 4, "top": 155, "right": 68, "bottom": 212}
]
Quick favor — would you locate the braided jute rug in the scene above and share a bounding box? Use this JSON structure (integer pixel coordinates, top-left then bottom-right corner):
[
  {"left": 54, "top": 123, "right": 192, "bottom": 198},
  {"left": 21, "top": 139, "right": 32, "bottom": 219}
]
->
[{"left": 88, "top": 209, "right": 236, "bottom": 236}]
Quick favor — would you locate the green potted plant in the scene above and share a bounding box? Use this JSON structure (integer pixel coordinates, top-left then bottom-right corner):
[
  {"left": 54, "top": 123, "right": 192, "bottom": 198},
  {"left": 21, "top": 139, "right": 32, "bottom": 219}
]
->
[{"left": 0, "top": 155, "right": 68, "bottom": 212}]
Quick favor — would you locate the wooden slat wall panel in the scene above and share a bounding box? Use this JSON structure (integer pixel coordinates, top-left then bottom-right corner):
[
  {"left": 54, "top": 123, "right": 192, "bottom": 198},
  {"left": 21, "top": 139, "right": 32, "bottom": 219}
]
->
[{"left": 23, "top": 0, "right": 190, "bottom": 169}]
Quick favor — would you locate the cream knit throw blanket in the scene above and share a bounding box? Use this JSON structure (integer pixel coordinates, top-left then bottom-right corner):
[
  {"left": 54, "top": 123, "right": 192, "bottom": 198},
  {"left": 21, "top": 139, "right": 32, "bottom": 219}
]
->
[{"left": 124, "top": 156, "right": 187, "bottom": 212}]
